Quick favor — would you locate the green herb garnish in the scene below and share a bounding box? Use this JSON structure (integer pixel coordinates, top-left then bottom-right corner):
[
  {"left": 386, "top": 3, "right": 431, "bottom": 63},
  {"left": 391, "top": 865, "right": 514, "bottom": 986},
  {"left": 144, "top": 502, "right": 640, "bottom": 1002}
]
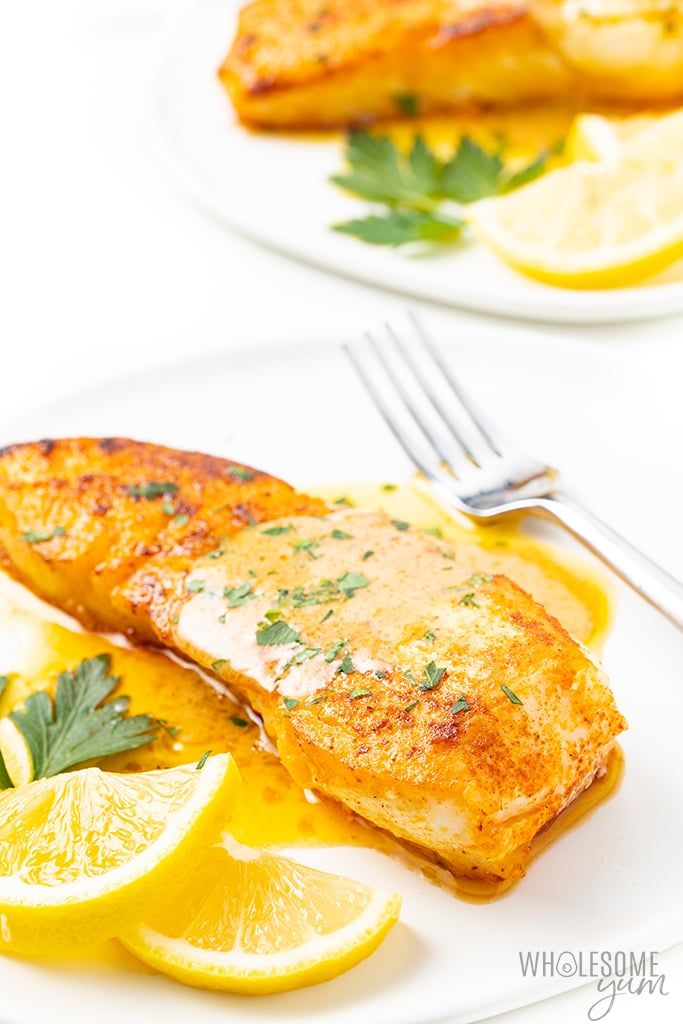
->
[
  {"left": 320, "top": 609, "right": 335, "bottom": 624},
  {"left": 282, "top": 696, "right": 300, "bottom": 711},
  {"left": 173, "top": 513, "right": 189, "bottom": 527},
  {"left": 224, "top": 581, "right": 254, "bottom": 608},
  {"left": 424, "top": 630, "right": 436, "bottom": 642},
  {"left": 126, "top": 482, "right": 178, "bottom": 499},
  {"left": 256, "top": 620, "right": 300, "bottom": 646},
  {"left": 451, "top": 698, "right": 470, "bottom": 715},
  {"left": 228, "top": 466, "right": 254, "bottom": 482},
  {"left": 468, "top": 573, "right": 494, "bottom": 586},
  {"left": 331, "top": 131, "right": 552, "bottom": 248},
  {"left": 458, "top": 593, "right": 478, "bottom": 607},
  {"left": 501, "top": 685, "right": 523, "bottom": 705},
  {"left": 336, "top": 571, "right": 369, "bottom": 597},
  {"left": 391, "top": 519, "right": 410, "bottom": 531},
  {"left": 211, "top": 659, "right": 227, "bottom": 673},
  {"left": 330, "top": 529, "right": 353, "bottom": 540},
  {"left": 22, "top": 525, "right": 66, "bottom": 544},
  {"left": 362, "top": 550, "right": 374, "bottom": 561},
  {"left": 229, "top": 715, "right": 249, "bottom": 728},
  {"left": 404, "top": 701, "right": 418, "bottom": 712},
  {"left": 2, "top": 655, "right": 158, "bottom": 786},
  {"left": 262, "top": 524, "right": 293, "bottom": 536},
  {"left": 185, "top": 579, "right": 205, "bottom": 593},
  {"left": 307, "top": 693, "right": 328, "bottom": 706},
  {"left": 420, "top": 661, "right": 446, "bottom": 691},
  {"left": 393, "top": 92, "right": 420, "bottom": 118},
  {"left": 196, "top": 750, "right": 212, "bottom": 770},
  {"left": 324, "top": 640, "right": 346, "bottom": 662},
  {"left": 337, "top": 653, "right": 356, "bottom": 675},
  {"left": 349, "top": 687, "right": 371, "bottom": 699}
]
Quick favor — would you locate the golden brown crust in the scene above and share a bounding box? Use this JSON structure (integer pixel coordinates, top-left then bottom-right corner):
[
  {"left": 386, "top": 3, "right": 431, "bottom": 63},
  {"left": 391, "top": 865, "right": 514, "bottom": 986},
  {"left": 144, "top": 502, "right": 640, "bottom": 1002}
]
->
[{"left": 0, "top": 438, "right": 325, "bottom": 640}]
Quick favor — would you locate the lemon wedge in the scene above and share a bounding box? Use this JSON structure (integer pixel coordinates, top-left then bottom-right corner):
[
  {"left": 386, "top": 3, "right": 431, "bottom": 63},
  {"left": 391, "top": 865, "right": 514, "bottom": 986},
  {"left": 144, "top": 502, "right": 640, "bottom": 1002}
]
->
[
  {"left": 0, "top": 716, "right": 32, "bottom": 787},
  {"left": 565, "top": 113, "right": 622, "bottom": 162},
  {"left": 0, "top": 754, "right": 240, "bottom": 954},
  {"left": 470, "top": 111, "right": 683, "bottom": 288},
  {"left": 121, "top": 837, "right": 401, "bottom": 994}
]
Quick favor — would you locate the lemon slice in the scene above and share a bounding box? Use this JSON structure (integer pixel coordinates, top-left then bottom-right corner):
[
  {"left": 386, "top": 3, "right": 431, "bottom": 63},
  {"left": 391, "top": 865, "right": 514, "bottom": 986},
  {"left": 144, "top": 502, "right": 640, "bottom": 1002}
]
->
[
  {"left": 121, "top": 837, "right": 401, "bottom": 994},
  {"left": 470, "top": 119, "right": 683, "bottom": 288},
  {"left": 0, "top": 717, "right": 32, "bottom": 787},
  {"left": 0, "top": 754, "right": 240, "bottom": 954},
  {"left": 565, "top": 114, "right": 622, "bottom": 162}
]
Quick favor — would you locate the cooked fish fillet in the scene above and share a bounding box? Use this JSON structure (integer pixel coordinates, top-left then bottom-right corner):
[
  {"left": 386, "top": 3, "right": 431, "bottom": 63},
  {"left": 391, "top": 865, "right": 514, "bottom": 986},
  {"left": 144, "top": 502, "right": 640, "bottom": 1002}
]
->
[
  {"left": 220, "top": 0, "right": 683, "bottom": 128},
  {"left": 0, "top": 438, "right": 626, "bottom": 881}
]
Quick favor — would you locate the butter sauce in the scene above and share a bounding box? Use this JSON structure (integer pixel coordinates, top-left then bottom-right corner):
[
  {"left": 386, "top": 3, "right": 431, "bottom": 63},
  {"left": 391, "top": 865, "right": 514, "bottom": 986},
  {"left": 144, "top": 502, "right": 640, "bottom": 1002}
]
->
[{"left": 0, "top": 480, "right": 621, "bottom": 900}]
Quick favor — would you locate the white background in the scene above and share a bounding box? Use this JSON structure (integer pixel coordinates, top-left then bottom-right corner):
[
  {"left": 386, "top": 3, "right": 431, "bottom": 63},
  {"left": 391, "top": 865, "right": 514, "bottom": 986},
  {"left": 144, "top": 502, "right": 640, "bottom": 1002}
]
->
[{"left": 0, "top": 2, "right": 681, "bottom": 1022}]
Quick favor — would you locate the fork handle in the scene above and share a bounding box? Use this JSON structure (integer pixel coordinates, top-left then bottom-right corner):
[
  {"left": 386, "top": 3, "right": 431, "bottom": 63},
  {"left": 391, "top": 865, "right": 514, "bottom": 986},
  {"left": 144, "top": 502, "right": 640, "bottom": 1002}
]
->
[{"left": 534, "top": 495, "right": 683, "bottom": 631}]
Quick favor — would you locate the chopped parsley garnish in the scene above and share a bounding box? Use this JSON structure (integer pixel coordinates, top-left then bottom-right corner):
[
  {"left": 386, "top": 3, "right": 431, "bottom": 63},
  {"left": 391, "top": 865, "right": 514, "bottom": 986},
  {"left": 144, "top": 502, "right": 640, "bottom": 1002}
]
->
[
  {"left": 349, "top": 687, "right": 371, "bottom": 700},
  {"left": 162, "top": 500, "right": 175, "bottom": 516},
  {"left": 334, "top": 496, "right": 354, "bottom": 507},
  {"left": 196, "top": 750, "right": 212, "bottom": 770},
  {"left": 173, "top": 513, "right": 189, "bottom": 527},
  {"left": 292, "top": 538, "right": 320, "bottom": 559},
  {"left": 337, "top": 653, "right": 356, "bottom": 675},
  {"left": 262, "top": 524, "right": 293, "bottom": 536},
  {"left": 228, "top": 466, "right": 254, "bottom": 482},
  {"left": 256, "top": 620, "right": 300, "bottom": 646},
  {"left": 324, "top": 640, "right": 346, "bottom": 662},
  {"left": 330, "top": 529, "right": 353, "bottom": 540},
  {"left": 468, "top": 573, "right": 493, "bottom": 586},
  {"left": 381, "top": 482, "right": 398, "bottom": 492},
  {"left": 22, "top": 525, "right": 66, "bottom": 544},
  {"left": 391, "top": 519, "right": 410, "bottom": 531},
  {"left": 375, "top": 670, "right": 387, "bottom": 680},
  {"left": 420, "top": 661, "right": 446, "bottom": 691},
  {"left": 264, "top": 609, "right": 282, "bottom": 622},
  {"left": 229, "top": 715, "right": 249, "bottom": 728},
  {"left": 424, "top": 526, "right": 443, "bottom": 538},
  {"left": 424, "top": 630, "right": 436, "bottom": 642},
  {"left": 501, "top": 685, "right": 523, "bottom": 705},
  {"left": 211, "top": 659, "right": 226, "bottom": 673},
  {"left": 126, "top": 482, "right": 178, "bottom": 500},
  {"left": 286, "top": 647, "right": 321, "bottom": 668},
  {"left": 205, "top": 546, "right": 225, "bottom": 560},
  {"left": 404, "top": 701, "right": 418, "bottom": 712},
  {"left": 320, "top": 609, "right": 334, "bottom": 624},
  {"left": 307, "top": 693, "right": 328, "bottom": 706},
  {"left": 458, "top": 593, "right": 478, "bottom": 607},
  {"left": 224, "top": 581, "right": 254, "bottom": 608},
  {"left": 451, "top": 697, "right": 470, "bottom": 715},
  {"left": 442, "top": 550, "right": 455, "bottom": 561},
  {"left": 282, "top": 696, "right": 300, "bottom": 711},
  {"left": 336, "top": 571, "right": 369, "bottom": 597},
  {"left": 185, "top": 579, "right": 205, "bottom": 593},
  {"left": 1, "top": 655, "right": 158, "bottom": 786},
  {"left": 156, "top": 717, "right": 180, "bottom": 738},
  {"left": 393, "top": 92, "right": 419, "bottom": 118},
  {"left": 362, "top": 549, "right": 374, "bottom": 561}
]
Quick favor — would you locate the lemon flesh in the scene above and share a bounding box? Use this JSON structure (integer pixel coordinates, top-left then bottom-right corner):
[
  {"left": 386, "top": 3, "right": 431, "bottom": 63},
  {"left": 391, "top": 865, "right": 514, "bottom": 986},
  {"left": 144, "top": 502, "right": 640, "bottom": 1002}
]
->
[
  {"left": 470, "top": 110, "right": 683, "bottom": 289},
  {"left": 121, "top": 837, "right": 401, "bottom": 994},
  {"left": 0, "top": 754, "right": 240, "bottom": 954}
]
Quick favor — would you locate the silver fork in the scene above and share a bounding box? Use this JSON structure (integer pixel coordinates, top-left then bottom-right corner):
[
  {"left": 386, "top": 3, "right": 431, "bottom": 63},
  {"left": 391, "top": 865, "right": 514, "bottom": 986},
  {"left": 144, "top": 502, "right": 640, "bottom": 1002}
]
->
[{"left": 343, "top": 313, "right": 683, "bottom": 631}]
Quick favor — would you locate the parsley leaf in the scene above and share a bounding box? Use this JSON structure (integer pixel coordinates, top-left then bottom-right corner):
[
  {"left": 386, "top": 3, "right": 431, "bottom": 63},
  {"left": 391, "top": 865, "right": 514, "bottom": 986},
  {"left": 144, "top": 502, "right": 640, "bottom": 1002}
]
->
[
  {"left": 336, "top": 571, "right": 369, "bottom": 597},
  {"left": 501, "top": 684, "right": 523, "bottom": 705},
  {"left": 334, "top": 208, "right": 463, "bottom": 247},
  {"left": 420, "top": 661, "right": 446, "bottom": 691},
  {"left": 256, "top": 620, "right": 300, "bottom": 646},
  {"left": 262, "top": 524, "right": 293, "bottom": 536},
  {"left": 224, "top": 581, "right": 255, "bottom": 608},
  {"left": 23, "top": 526, "right": 66, "bottom": 544},
  {"left": 7, "top": 655, "right": 158, "bottom": 781},
  {"left": 330, "top": 131, "right": 552, "bottom": 248},
  {"left": 349, "top": 687, "right": 371, "bottom": 699},
  {"left": 126, "top": 482, "right": 178, "bottom": 500}
]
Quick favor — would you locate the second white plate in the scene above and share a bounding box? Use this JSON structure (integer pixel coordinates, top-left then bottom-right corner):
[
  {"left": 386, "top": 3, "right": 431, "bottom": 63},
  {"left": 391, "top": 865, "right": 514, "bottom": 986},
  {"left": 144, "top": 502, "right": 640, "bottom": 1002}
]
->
[{"left": 155, "top": 0, "right": 683, "bottom": 326}]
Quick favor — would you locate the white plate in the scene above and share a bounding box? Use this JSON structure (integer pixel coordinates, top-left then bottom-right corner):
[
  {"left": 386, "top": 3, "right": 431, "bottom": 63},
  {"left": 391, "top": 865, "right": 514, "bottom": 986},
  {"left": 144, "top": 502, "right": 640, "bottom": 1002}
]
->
[
  {"left": 154, "top": 0, "right": 683, "bottom": 326},
  {"left": 0, "top": 327, "right": 682, "bottom": 1024}
]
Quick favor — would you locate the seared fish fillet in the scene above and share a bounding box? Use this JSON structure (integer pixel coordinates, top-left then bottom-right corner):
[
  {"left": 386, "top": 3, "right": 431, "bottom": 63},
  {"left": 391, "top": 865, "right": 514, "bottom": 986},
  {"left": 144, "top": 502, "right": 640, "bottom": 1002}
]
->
[
  {"left": 0, "top": 438, "right": 626, "bottom": 881},
  {"left": 220, "top": 0, "right": 683, "bottom": 128}
]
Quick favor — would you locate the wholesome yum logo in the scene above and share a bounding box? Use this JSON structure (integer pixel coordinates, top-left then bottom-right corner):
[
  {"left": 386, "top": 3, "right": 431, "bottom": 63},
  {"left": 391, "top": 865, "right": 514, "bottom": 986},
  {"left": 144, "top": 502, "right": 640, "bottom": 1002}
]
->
[{"left": 518, "top": 950, "right": 669, "bottom": 1020}]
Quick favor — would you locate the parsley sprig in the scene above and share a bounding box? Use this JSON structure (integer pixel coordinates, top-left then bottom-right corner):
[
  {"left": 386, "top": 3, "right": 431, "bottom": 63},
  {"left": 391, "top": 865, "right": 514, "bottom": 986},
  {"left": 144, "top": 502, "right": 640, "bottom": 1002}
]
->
[
  {"left": 331, "top": 131, "right": 554, "bottom": 247},
  {"left": 0, "top": 655, "right": 159, "bottom": 789}
]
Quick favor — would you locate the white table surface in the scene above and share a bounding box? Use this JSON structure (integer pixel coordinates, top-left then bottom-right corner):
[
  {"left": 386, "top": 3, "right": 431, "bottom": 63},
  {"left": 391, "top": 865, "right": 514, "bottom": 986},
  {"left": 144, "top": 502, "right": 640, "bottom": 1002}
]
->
[{"left": 1, "top": 3, "right": 681, "bottom": 1022}]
